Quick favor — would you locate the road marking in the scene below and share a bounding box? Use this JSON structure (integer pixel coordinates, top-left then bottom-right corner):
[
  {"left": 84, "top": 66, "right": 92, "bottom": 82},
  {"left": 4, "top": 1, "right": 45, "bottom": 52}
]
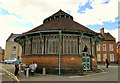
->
[
  {"left": 69, "top": 76, "right": 84, "bottom": 78},
  {"left": 2, "top": 67, "right": 20, "bottom": 82}
]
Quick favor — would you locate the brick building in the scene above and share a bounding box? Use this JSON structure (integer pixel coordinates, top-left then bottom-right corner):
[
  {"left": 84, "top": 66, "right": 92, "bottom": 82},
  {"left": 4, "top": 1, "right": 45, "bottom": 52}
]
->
[
  {"left": 4, "top": 33, "right": 22, "bottom": 60},
  {"left": 117, "top": 41, "right": 120, "bottom": 64},
  {"left": 0, "top": 47, "right": 4, "bottom": 62},
  {"left": 15, "top": 10, "right": 104, "bottom": 74},
  {"left": 96, "top": 28, "right": 117, "bottom": 64}
]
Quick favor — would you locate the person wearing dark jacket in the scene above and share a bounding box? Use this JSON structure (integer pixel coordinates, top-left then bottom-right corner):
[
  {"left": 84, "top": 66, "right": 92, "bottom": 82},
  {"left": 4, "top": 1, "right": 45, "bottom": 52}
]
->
[
  {"left": 105, "top": 59, "right": 109, "bottom": 68},
  {"left": 14, "top": 56, "right": 20, "bottom": 76}
]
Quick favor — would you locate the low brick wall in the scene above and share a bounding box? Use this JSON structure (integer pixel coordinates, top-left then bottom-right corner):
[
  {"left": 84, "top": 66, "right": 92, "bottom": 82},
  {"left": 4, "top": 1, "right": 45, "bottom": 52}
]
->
[{"left": 21, "top": 55, "right": 97, "bottom": 70}]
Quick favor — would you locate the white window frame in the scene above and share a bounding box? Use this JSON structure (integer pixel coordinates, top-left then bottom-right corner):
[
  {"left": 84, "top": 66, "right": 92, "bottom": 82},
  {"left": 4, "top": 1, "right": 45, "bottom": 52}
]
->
[
  {"left": 110, "top": 54, "right": 114, "bottom": 62},
  {"left": 97, "top": 54, "right": 101, "bottom": 61},
  {"left": 103, "top": 54, "right": 107, "bottom": 61},
  {"left": 97, "top": 44, "right": 100, "bottom": 51},
  {"left": 109, "top": 44, "right": 113, "bottom": 51},
  {"left": 103, "top": 44, "right": 106, "bottom": 51}
]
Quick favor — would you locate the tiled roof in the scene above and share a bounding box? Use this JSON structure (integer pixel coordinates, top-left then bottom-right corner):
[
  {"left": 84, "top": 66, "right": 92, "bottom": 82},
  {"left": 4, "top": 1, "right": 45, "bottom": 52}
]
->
[
  {"left": 98, "top": 33, "right": 115, "bottom": 41},
  {"left": 25, "top": 10, "right": 97, "bottom": 34},
  {"left": 104, "top": 33, "right": 115, "bottom": 41}
]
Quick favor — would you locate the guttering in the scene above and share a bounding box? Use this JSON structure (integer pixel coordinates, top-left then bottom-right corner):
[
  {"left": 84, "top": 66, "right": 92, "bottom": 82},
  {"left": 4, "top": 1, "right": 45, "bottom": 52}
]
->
[{"left": 15, "top": 30, "right": 104, "bottom": 42}]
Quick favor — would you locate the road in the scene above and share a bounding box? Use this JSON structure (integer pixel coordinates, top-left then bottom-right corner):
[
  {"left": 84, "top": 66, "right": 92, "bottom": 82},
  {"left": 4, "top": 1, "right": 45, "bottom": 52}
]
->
[
  {"left": 0, "top": 63, "right": 14, "bottom": 83},
  {"left": 2, "top": 63, "right": 119, "bottom": 82}
]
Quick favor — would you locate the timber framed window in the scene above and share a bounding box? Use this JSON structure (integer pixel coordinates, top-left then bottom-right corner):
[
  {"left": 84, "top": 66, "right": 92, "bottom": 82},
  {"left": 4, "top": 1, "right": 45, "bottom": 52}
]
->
[
  {"left": 45, "top": 36, "right": 59, "bottom": 54},
  {"left": 63, "top": 36, "right": 78, "bottom": 54},
  {"left": 25, "top": 40, "right": 31, "bottom": 55},
  {"left": 32, "top": 37, "right": 42, "bottom": 54}
]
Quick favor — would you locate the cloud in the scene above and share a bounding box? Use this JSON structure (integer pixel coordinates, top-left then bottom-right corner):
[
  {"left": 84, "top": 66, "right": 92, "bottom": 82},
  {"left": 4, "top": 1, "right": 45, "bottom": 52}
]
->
[
  {"left": 0, "top": 0, "right": 119, "bottom": 49},
  {"left": 73, "top": 0, "right": 118, "bottom": 25},
  {"left": 0, "top": 0, "right": 82, "bottom": 26},
  {"left": 0, "top": 0, "right": 118, "bottom": 26},
  {"left": 0, "top": 15, "right": 32, "bottom": 49},
  {"left": 0, "top": 0, "right": 85, "bottom": 49}
]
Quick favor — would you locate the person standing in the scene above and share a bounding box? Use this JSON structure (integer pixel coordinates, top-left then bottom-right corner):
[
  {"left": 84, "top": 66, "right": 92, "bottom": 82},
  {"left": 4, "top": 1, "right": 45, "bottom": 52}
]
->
[
  {"left": 105, "top": 59, "right": 109, "bottom": 68},
  {"left": 14, "top": 56, "right": 20, "bottom": 76}
]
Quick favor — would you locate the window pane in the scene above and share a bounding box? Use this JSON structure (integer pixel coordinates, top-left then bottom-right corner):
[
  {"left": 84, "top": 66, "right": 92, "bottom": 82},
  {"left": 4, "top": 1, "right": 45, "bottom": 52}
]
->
[
  {"left": 103, "top": 44, "right": 106, "bottom": 51},
  {"left": 103, "top": 54, "right": 107, "bottom": 61},
  {"left": 97, "top": 44, "right": 100, "bottom": 51},
  {"left": 45, "top": 36, "right": 59, "bottom": 54},
  {"left": 63, "top": 36, "right": 78, "bottom": 54},
  {"left": 97, "top": 54, "right": 101, "bottom": 61},
  {"left": 12, "top": 46, "right": 16, "bottom": 52},
  {"left": 109, "top": 44, "right": 113, "bottom": 51},
  {"left": 110, "top": 54, "right": 114, "bottom": 62},
  {"left": 32, "top": 38, "right": 42, "bottom": 54}
]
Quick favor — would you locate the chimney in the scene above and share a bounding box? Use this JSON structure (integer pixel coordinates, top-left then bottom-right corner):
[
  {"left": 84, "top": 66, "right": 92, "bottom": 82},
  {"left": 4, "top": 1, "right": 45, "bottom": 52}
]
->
[{"left": 100, "top": 28, "right": 104, "bottom": 36}]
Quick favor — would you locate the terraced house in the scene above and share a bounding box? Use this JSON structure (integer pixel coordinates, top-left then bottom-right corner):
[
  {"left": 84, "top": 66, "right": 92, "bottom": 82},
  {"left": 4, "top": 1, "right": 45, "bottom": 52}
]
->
[{"left": 15, "top": 10, "right": 104, "bottom": 75}]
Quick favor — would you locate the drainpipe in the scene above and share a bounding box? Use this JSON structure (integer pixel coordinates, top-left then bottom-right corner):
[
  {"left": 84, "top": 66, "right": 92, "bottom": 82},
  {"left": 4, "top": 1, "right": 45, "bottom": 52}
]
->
[
  {"left": 39, "top": 33, "right": 44, "bottom": 55},
  {"left": 59, "top": 31, "right": 62, "bottom": 75}
]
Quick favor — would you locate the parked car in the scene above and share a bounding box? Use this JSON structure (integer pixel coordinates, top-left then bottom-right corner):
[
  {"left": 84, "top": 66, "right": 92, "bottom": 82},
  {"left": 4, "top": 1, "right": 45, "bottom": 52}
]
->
[{"left": 3, "top": 59, "right": 16, "bottom": 64}]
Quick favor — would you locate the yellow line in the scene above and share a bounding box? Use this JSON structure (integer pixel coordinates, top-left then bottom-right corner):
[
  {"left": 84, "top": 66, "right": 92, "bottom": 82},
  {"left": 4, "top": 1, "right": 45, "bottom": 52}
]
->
[{"left": 2, "top": 67, "right": 20, "bottom": 82}]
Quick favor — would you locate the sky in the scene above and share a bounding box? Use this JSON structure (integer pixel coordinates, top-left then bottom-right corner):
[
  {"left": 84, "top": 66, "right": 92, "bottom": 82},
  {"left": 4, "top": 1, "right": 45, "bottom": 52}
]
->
[{"left": 0, "top": 0, "right": 119, "bottom": 49}]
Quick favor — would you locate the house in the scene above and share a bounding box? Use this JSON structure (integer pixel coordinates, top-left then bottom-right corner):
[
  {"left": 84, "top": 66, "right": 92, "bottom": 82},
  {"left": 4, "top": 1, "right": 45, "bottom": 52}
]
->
[
  {"left": 96, "top": 28, "right": 117, "bottom": 64},
  {"left": 4, "top": 33, "right": 22, "bottom": 61},
  {"left": 0, "top": 47, "right": 4, "bottom": 62},
  {"left": 117, "top": 41, "right": 120, "bottom": 64},
  {"left": 15, "top": 10, "right": 104, "bottom": 74}
]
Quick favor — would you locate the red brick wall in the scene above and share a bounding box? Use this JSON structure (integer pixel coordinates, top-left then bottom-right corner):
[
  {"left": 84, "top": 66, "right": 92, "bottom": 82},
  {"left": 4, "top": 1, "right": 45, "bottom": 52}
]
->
[
  {"left": 97, "top": 41, "right": 117, "bottom": 63},
  {"left": 117, "top": 46, "right": 120, "bottom": 64},
  {"left": 21, "top": 55, "right": 97, "bottom": 70},
  {"left": 0, "top": 54, "right": 4, "bottom": 61},
  {"left": 91, "top": 57, "right": 97, "bottom": 70}
]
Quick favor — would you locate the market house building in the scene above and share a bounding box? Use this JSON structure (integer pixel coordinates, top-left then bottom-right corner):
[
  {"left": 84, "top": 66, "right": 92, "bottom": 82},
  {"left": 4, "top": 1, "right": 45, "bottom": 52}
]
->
[{"left": 15, "top": 10, "right": 104, "bottom": 75}]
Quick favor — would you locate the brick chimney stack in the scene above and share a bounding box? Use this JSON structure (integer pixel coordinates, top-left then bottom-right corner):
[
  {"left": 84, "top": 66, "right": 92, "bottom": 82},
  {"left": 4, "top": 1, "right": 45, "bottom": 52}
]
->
[{"left": 100, "top": 28, "right": 104, "bottom": 36}]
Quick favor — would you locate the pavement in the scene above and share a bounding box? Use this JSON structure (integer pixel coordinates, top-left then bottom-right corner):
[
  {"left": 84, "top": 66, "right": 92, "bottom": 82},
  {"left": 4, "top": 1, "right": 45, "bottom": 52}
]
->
[
  {"left": 2, "top": 63, "right": 119, "bottom": 82},
  {"left": 2, "top": 65, "right": 103, "bottom": 81}
]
